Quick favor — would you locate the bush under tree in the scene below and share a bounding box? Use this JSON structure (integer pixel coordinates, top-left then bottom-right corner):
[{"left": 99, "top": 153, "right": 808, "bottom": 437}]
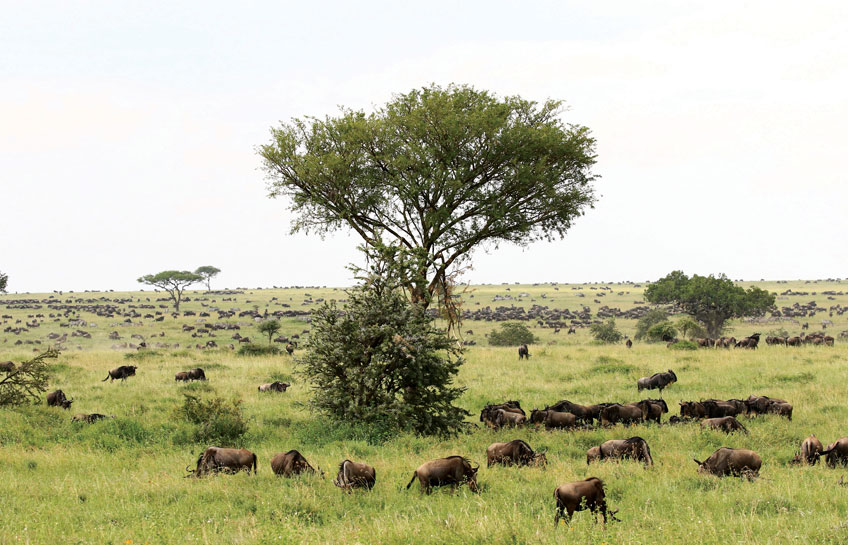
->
[
  {"left": 488, "top": 322, "right": 538, "bottom": 347},
  {"left": 590, "top": 318, "right": 623, "bottom": 344},
  {"left": 646, "top": 321, "right": 678, "bottom": 343},
  {"left": 634, "top": 308, "right": 669, "bottom": 340}
]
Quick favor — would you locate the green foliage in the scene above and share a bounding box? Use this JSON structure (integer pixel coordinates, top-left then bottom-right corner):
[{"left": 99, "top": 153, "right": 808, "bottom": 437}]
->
[
  {"left": 257, "top": 319, "right": 282, "bottom": 345},
  {"left": 487, "top": 322, "right": 538, "bottom": 346},
  {"left": 768, "top": 327, "right": 790, "bottom": 338},
  {"left": 0, "top": 350, "right": 56, "bottom": 407},
  {"left": 645, "top": 271, "right": 775, "bottom": 337},
  {"left": 646, "top": 321, "right": 678, "bottom": 343},
  {"left": 0, "top": 270, "right": 7, "bottom": 293},
  {"left": 175, "top": 394, "right": 248, "bottom": 446},
  {"left": 237, "top": 344, "right": 281, "bottom": 356},
  {"left": 634, "top": 308, "right": 669, "bottom": 340},
  {"left": 676, "top": 317, "right": 707, "bottom": 339},
  {"left": 137, "top": 270, "right": 203, "bottom": 312},
  {"left": 194, "top": 265, "right": 221, "bottom": 291},
  {"left": 259, "top": 83, "right": 598, "bottom": 307},
  {"left": 589, "top": 318, "right": 623, "bottom": 344},
  {"left": 668, "top": 340, "right": 699, "bottom": 350},
  {"left": 299, "top": 257, "right": 468, "bottom": 437}
]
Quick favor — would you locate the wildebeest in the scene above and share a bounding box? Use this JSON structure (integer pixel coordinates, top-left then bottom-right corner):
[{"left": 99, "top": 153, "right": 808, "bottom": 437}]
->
[
  {"left": 285, "top": 342, "right": 295, "bottom": 355},
  {"left": 625, "top": 339, "right": 632, "bottom": 349},
  {"left": 72, "top": 413, "right": 109, "bottom": 423},
  {"left": 735, "top": 333, "right": 761, "bottom": 349},
  {"left": 518, "top": 344, "right": 530, "bottom": 360},
  {"left": 530, "top": 409, "right": 578, "bottom": 429},
  {"left": 175, "top": 371, "right": 189, "bottom": 381},
  {"left": 102, "top": 365, "right": 137, "bottom": 382},
  {"left": 701, "top": 399, "right": 744, "bottom": 418},
  {"left": 600, "top": 404, "right": 643, "bottom": 426},
  {"left": 636, "top": 369, "right": 677, "bottom": 394},
  {"left": 544, "top": 400, "right": 607, "bottom": 424},
  {"left": 553, "top": 477, "right": 619, "bottom": 526},
  {"left": 271, "top": 450, "right": 319, "bottom": 477},
  {"left": 188, "top": 447, "right": 257, "bottom": 477},
  {"left": 597, "top": 437, "right": 653, "bottom": 467},
  {"left": 333, "top": 459, "right": 376, "bottom": 491},
  {"left": 258, "top": 381, "right": 290, "bottom": 393},
  {"left": 635, "top": 399, "right": 668, "bottom": 423},
  {"left": 0, "top": 361, "right": 14, "bottom": 373},
  {"left": 486, "top": 440, "right": 546, "bottom": 467},
  {"left": 493, "top": 408, "right": 526, "bottom": 428},
  {"left": 821, "top": 438, "right": 848, "bottom": 468},
  {"left": 791, "top": 434, "right": 823, "bottom": 465},
  {"left": 480, "top": 401, "right": 524, "bottom": 427},
  {"left": 700, "top": 416, "right": 748, "bottom": 434},
  {"left": 586, "top": 446, "right": 601, "bottom": 465},
  {"left": 405, "top": 456, "right": 479, "bottom": 494},
  {"left": 186, "top": 368, "right": 206, "bottom": 381},
  {"left": 694, "top": 447, "right": 762, "bottom": 478},
  {"left": 745, "top": 395, "right": 790, "bottom": 418},
  {"left": 46, "top": 389, "right": 73, "bottom": 409}
]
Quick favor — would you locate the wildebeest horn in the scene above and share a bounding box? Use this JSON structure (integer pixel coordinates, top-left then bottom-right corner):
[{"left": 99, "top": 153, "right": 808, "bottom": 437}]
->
[{"left": 692, "top": 458, "right": 702, "bottom": 465}]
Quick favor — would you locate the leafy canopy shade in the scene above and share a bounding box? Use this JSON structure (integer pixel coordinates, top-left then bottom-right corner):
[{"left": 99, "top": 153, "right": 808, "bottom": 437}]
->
[
  {"left": 259, "top": 84, "right": 598, "bottom": 306},
  {"left": 137, "top": 270, "right": 203, "bottom": 312}
]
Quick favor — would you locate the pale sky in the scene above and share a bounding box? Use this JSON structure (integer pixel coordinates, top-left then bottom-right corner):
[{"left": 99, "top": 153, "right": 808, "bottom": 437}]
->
[{"left": 2, "top": 1, "right": 846, "bottom": 293}]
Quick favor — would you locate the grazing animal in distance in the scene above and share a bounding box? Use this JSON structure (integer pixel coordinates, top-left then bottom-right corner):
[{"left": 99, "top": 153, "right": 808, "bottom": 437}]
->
[
  {"left": 271, "top": 450, "right": 319, "bottom": 477},
  {"left": 333, "top": 460, "right": 376, "bottom": 491},
  {"left": 636, "top": 369, "right": 677, "bottom": 394},
  {"left": 553, "top": 477, "right": 619, "bottom": 526},
  {"left": 518, "top": 344, "right": 530, "bottom": 360},
  {"left": 285, "top": 342, "right": 295, "bottom": 355},
  {"left": 46, "top": 389, "right": 73, "bottom": 409},
  {"left": 694, "top": 447, "right": 762, "bottom": 478},
  {"left": 625, "top": 339, "right": 632, "bottom": 349},
  {"left": 175, "top": 371, "right": 189, "bottom": 381},
  {"left": 102, "top": 365, "right": 137, "bottom": 382},
  {"left": 700, "top": 416, "right": 748, "bottom": 434},
  {"left": 486, "top": 440, "right": 546, "bottom": 467},
  {"left": 187, "top": 447, "right": 257, "bottom": 477},
  {"left": 258, "top": 381, "right": 289, "bottom": 393},
  {"left": 186, "top": 368, "right": 206, "bottom": 381},
  {"left": 0, "top": 361, "right": 14, "bottom": 373},
  {"left": 405, "top": 456, "right": 479, "bottom": 494},
  {"left": 598, "top": 437, "right": 653, "bottom": 467}
]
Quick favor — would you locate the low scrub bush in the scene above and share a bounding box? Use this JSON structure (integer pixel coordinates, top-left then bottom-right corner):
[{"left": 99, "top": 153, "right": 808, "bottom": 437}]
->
[
  {"left": 488, "top": 322, "right": 538, "bottom": 346},
  {"left": 669, "top": 340, "right": 698, "bottom": 350},
  {"left": 175, "top": 394, "right": 249, "bottom": 446},
  {"left": 646, "top": 321, "right": 677, "bottom": 343},
  {"left": 237, "top": 344, "right": 282, "bottom": 356},
  {"left": 590, "top": 318, "right": 623, "bottom": 344}
]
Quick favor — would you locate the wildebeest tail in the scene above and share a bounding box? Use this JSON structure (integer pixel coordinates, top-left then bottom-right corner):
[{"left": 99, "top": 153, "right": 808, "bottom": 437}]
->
[
  {"left": 405, "top": 471, "right": 417, "bottom": 489},
  {"left": 252, "top": 453, "right": 257, "bottom": 475},
  {"left": 101, "top": 373, "right": 110, "bottom": 382}
]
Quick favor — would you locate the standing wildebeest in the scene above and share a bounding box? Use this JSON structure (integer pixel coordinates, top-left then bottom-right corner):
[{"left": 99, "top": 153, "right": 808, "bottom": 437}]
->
[
  {"left": 285, "top": 342, "right": 295, "bottom": 355},
  {"left": 530, "top": 409, "right": 578, "bottom": 429},
  {"left": 46, "top": 389, "right": 73, "bottom": 409},
  {"left": 405, "top": 456, "right": 479, "bottom": 494},
  {"left": 553, "top": 477, "right": 619, "bottom": 526},
  {"left": 600, "top": 404, "right": 643, "bottom": 426},
  {"left": 821, "top": 438, "right": 848, "bottom": 468},
  {"left": 545, "top": 400, "right": 609, "bottom": 424},
  {"left": 635, "top": 399, "right": 668, "bottom": 423},
  {"left": 700, "top": 416, "right": 748, "bottom": 434},
  {"left": 493, "top": 408, "right": 526, "bottom": 428},
  {"left": 486, "top": 440, "right": 547, "bottom": 467},
  {"left": 258, "top": 381, "right": 290, "bottom": 393},
  {"left": 188, "top": 447, "right": 257, "bottom": 477},
  {"left": 333, "top": 459, "right": 376, "bottom": 491},
  {"left": 625, "top": 339, "right": 632, "bottom": 349},
  {"left": 694, "top": 447, "right": 762, "bottom": 478},
  {"left": 735, "top": 333, "right": 761, "bottom": 349},
  {"left": 636, "top": 369, "right": 677, "bottom": 394},
  {"left": 791, "top": 434, "right": 823, "bottom": 465},
  {"left": 175, "top": 371, "right": 189, "bottom": 381},
  {"left": 186, "top": 368, "right": 206, "bottom": 381},
  {"left": 102, "top": 365, "right": 137, "bottom": 382},
  {"left": 271, "top": 450, "right": 319, "bottom": 477},
  {"left": 72, "top": 413, "right": 109, "bottom": 423},
  {"left": 597, "top": 437, "right": 653, "bottom": 467},
  {"left": 745, "top": 395, "right": 791, "bottom": 418},
  {"left": 0, "top": 361, "right": 14, "bottom": 373},
  {"left": 480, "top": 401, "right": 524, "bottom": 427},
  {"left": 701, "top": 399, "right": 744, "bottom": 418},
  {"left": 518, "top": 344, "right": 530, "bottom": 360}
]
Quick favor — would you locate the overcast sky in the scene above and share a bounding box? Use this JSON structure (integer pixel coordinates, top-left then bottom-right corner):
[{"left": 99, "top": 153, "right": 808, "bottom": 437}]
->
[{"left": 2, "top": 1, "right": 846, "bottom": 293}]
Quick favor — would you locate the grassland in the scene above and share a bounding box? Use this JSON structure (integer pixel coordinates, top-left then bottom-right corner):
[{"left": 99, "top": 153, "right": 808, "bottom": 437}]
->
[{"left": 1, "top": 281, "right": 848, "bottom": 544}]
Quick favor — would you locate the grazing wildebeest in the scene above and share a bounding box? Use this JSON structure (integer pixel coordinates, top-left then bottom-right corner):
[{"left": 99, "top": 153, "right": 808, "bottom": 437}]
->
[
  {"left": 694, "top": 447, "right": 762, "bottom": 478},
  {"left": 46, "top": 389, "right": 73, "bottom": 409},
  {"left": 0, "top": 361, "right": 14, "bottom": 373},
  {"left": 625, "top": 339, "right": 632, "bottom": 349},
  {"left": 530, "top": 409, "right": 578, "bottom": 429},
  {"left": 333, "top": 459, "right": 376, "bottom": 491},
  {"left": 553, "top": 477, "right": 619, "bottom": 526},
  {"left": 188, "top": 447, "right": 257, "bottom": 477},
  {"left": 821, "top": 438, "right": 848, "bottom": 468},
  {"left": 636, "top": 369, "right": 677, "bottom": 394},
  {"left": 102, "top": 365, "right": 137, "bottom": 382},
  {"left": 285, "top": 342, "right": 295, "bottom": 355},
  {"left": 175, "top": 371, "right": 189, "bottom": 381},
  {"left": 791, "top": 434, "right": 823, "bottom": 465},
  {"left": 480, "top": 401, "right": 524, "bottom": 428},
  {"left": 700, "top": 416, "right": 748, "bottom": 434},
  {"left": 735, "top": 333, "right": 761, "bottom": 349},
  {"left": 701, "top": 399, "right": 744, "bottom": 418},
  {"left": 517, "top": 344, "right": 530, "bottom": 360},
  {"left": 271, "top": 450, "right": 318, "bottom": 477},
  {"left": 545, "top": 400, "right": 598, "bottom": 424},
  {"left": 493, "top": 408, "right": 526, "bottom": 428},
  {"left": 745, "top": 395, "right": 791, "bottom": 419},
  {"left": 486, "top": 440, "right": 546, "bottom": 467},
  {"left": 186, "top": 368, "right": 206, "bottom": 381},
  {"left": 635, "top": 399, "right": 668, "bottom": 423},
  {"left": 72, "top": 413, "right": 108, "bottom": 423},
  {"left": 405, "top": 456, "right": 479, "bottom": 494},
  {"left": 600, "top": 404, "right": 643, "bottom": 426},
  {"left": 258, "top": 381, "right": 289, "bottom": 393},
  {"left": 586, "top": 446, "right": 601, "bottom": 465},
  {"left": 598, "top": 437, "right": 653, "bottom": 467}
]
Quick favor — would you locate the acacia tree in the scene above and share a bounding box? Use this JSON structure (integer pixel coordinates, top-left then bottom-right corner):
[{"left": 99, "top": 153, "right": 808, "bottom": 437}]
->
[
  {"left": 0, "top": 349, "right": 57, "bottom": 407},
  {"left": 644, "top": 271, "right": 775, "bottom": 338},
  {"left": 194, "top": 266, "right": 221, "bottom": 292},
  {"left": 0, "top": 271, "right": 7, "bottom": 293},
  {"left": 259, "top": 84, "right": 598, "bottom": 310},
  {"left": 257, "top": 319, "right": 282, "bottom": 345},
  {"left": 137, "top": 270, "right": 203, "bottom": 312}
]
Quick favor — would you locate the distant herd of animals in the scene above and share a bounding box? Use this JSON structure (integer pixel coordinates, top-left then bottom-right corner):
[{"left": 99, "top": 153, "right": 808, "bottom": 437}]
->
[{"left": 6, "top": 353, "right": 848, "bottom": 528}]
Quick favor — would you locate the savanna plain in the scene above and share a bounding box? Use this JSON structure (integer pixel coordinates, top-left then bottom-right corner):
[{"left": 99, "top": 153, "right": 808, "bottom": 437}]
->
[{"left": 2, "top": 280, "right": 848, "bottom": 545}]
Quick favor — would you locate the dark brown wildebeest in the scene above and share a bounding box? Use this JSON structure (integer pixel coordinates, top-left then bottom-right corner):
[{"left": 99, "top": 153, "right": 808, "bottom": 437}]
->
[
  {"left": 175, "top": 371, "right": 189, "bottom": 381},
  {"left": 480, "top": 401, "right": 524, "bottom": 427},
  {"left": 786, "top": 336, "right": 802, "bottom": 346},
  {"left": 635, "top": 399, "right": 668, "bottom": 423},
  {"left": 701, "top": 399, "right": 744, "bottom": 418},
  {"left": 406, "top": 456, "right": 479, "bottom": 494},
  {"left": 735, "top": 333, "right": 761, "bottom": 349},
  {"left": 333, "top": 459, "right": 376, "bottom": 491},
  {"left": 188, "top": 447, "right": 257, "bottom": 477},
  {"left": 600, "top": 404, "right": 643, "bottom": 426},
  {"left": 72, "top": 413, "right": 109, "bottom": 423},
  {"left": 545, "top": 400, "right": 602, "bottom": 424},
  {"left": 517, "top": 344, "right": 530, "bottom": 360},
  {"left": 598, "top": 437, "right": 653, "bottom": 467},
  {"left": 700, "top": 416, "right": 748, "bottom": 434},
  {"left": 745, "top": 395, "right": 791, "bottom": 419},
  {"left": 767, "top": 401, "right": 793, "bottom": 420},
  {"left": 270, "top": 450, "right": 319, "bottom": 477},
  {"left": 46, "top": 389, "right": 73, "bottom": 409},
  {"left": 102, "top": 365, "right": 137, "bottom": 382},
  {"left": 636, "top": 369, "right": 677, "bottom": 394},
  {"left": 586, "top": 446, "right": 601, "bottom": 465},
  {"left": 625, "top": 338, "right": 632, "bottom": 349},
  {"left": 0, "top": 361, "right": 14, "bottom": 373},
  {"left": 493, "top": 408, "right": 526, "bottom": 428},
  {"left": 258, "top": 381, "right": 289, "bottom": 393},
  {"left": 822, "top": 438, "right": 848, "bottom": 467},
  {"left": 186, "top": 368, "right": 206, "bottom": 381},
  {"left": 486, "top": 440, "right": 546, "bottom": 467},
  {"left": 285, "top": 342, "right": 295, "bottom": 355},
  {"left": 694, "top": 447, "right": 762, "bottom": 478},
  {"left": 530, "top": 409, "right": 578, "bottom": 429},
  {"left": 553, "top": 477, "right": 619, "bottom": 526},
  {"left": 791, "top": 434, "right": 823, "bottom": 465}
]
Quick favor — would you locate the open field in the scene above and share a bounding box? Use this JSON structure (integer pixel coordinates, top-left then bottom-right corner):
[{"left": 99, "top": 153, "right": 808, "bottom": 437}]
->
[{"left": 2, "top": 281, "right": 848, "bottom": 544}]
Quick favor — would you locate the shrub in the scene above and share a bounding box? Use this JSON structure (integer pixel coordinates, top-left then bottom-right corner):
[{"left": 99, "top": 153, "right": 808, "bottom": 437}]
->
[
  {"left": 634, "top": 308, "right": 669, "bottom": 340},
  {"left": 175, "top": 394, "right": 249, "bottom": 446},
  {"left": 488, "top": 322, "right": 538, "bottom": 346},
  {"left": 676, "top": 317, "right": 706, "bottom": 339},
  {"left": 237, "top": 344, "right": 281, "bottom": 356},
  {"left": 646, "top": 321, "right": 678, "bottom": 343},
  {"left": 590, "top": 318, "right": 623, "bottom": 344},
  {"left": 668, "top": 340, "right": 698, "bottom": 350},
  {"left": 767, "top": 327, "right": 790, "bottom": 338},
  {"left": 0, "top": 350, "right": 55, "bottom": 407}
]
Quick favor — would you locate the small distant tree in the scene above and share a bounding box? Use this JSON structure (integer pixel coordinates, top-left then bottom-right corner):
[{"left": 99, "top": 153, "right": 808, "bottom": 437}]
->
[
  {"left": 488, "top": 322, "right": 538, "bottom": 346},
  {"left": 634, "top": 308, "right": 668, "bottom": 340},
  {"left": 0, "top": 349, "right": 57, "bottom": 407},
  {"left": 590, "top": 318, "right": 623, "bottom": 344},
  {"left": 194, "top": 266, "right": 221, "bottom": 292},
  {"left": 137, "top": 271, "right": 203, "bottom": 312},
  {"left": 257, "top": 319, "right": 282, "bottom": 345},
  {"left": 0, "top": 270, "right": 7, "bottom": 293}
]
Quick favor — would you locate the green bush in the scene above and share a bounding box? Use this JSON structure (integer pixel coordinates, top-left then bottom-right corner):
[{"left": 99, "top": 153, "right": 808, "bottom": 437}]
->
[
  {"left": 676, "top": 317, "right": 707, "bottom": 339},
  {"left": 237, "top": 344, "right": 282, "bottom": 356},
  {"left": 175, "top": 394, "right": 249, "bottom": 446},
  {"left": 668, "top": 340, "right": 698, "bottom": 350},
  {"left": 488, "top": 322, "right": 538, "bottom": 346},
  {"left": 646, "top": 321, "right": 678, "bottom": 343},
  {"left": 589, "top": 318, "right": 623, "bottom": 344},
  {"left": 634, "top": 308, "right": 669, "bottom": 340}
]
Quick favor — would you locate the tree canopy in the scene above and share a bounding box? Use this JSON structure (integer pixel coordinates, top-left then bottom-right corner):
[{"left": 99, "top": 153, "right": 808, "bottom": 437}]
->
[
  {"left": 137, "top": 270, "right": 203, "bottom": 312},
  {"left": 0, "top": 271, "right": 7, "bottom": 293},
  {"left": 194, "top": 266, "right": 221, "bottom": 292},
  {"left": 0, "top": 349, "right": 56, "bottom": 407},
  {"left": 259, "top": 83, "right": 598, "bottom": 309},
  {"left": 257, "top": 319, "right": 282, "bottom": 345},
  {"left": 644, "top": 271, "right": 775, "bottom": 337}
]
